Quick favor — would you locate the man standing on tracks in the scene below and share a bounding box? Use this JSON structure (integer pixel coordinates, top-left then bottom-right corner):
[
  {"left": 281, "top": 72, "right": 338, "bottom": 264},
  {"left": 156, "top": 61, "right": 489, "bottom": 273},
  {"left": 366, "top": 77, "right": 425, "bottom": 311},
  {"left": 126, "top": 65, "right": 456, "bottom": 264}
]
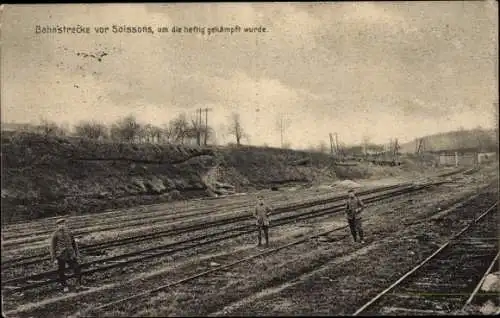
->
[
  {"left": 345, "top": 189, "right": 366, "bottom": 243},
  {"left": 254, "top": 195, "right": 271, "bottom": 247},
  {"left": 49, "top": 218, "right": 83, "bottom": 292}
]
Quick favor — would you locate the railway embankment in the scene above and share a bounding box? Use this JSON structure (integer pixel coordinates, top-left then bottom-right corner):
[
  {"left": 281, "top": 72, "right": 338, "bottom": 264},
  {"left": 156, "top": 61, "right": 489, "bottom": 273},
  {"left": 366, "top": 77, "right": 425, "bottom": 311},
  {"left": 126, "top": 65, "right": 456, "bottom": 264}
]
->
[
  {"left": 1, "top": 132, "right": 440, "bottom": 224},
  {"left": 1, "top": 133, "right": 326, "bottom": 224}
]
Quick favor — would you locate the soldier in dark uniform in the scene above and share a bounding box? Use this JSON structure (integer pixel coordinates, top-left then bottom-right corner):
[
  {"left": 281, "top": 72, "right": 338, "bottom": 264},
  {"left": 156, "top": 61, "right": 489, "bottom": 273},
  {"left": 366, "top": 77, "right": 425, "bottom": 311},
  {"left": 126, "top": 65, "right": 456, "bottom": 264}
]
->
[
  {"left": 345, "top": 189, "right": 366, "bottom": 243},
  {"left": 253, "top": 195, "right": 271, "bottom": 247},
  {"left": 50, "top": 218, "right": 83, "bottom": 292}
]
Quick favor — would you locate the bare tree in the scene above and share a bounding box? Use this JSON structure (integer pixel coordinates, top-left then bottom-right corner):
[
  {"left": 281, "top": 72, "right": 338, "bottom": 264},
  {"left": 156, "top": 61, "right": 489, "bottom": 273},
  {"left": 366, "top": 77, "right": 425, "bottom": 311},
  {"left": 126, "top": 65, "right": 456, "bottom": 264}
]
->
[
  {"left": 150, "top": 125, "right": 163, "bottom": 144},
  {"left": 276, "top": 113, "right": 291, "bottom": 148},
  {"left": 111, "top": 115, "right": 141, "bottom": 142},
  {"left": 136, "top": 125, "right": 148, "bottom": 143},
  {"left": 36, "top": 119, "right": 67, "bottom": 137},
  {"left": 185, "top": 125, "right": 200, "bottom": 145},
  {"left": 140, "top": 124, "right": 153, "bottom": 143},
  {"left": 228, "top": 112, "right": 246, "bottom": 146},
  {"left": 74, "top": 120, "right": 108, "bottom": 139},
  {"left": 139, "top": 124, "right": 162, "bottom": 143},
  {"left": 109, "top": 124, "right": 121, "bottom": 141},
  {"left": 169, "top": 113, "right": 190, "bottom": 144},
  {"left": 162, "top": 124, "right": 174, "bottom": 143},
  {"left": 362, "top": 135, "right": 371, "bottom": 156}
]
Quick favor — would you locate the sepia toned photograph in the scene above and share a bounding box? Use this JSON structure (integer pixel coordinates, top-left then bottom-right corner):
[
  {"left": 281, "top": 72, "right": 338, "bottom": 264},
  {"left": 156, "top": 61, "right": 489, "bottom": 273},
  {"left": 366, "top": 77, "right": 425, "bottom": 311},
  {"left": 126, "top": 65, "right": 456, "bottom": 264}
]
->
[{"left": 1, "top": 2, "right": 498, "bottom": 317}]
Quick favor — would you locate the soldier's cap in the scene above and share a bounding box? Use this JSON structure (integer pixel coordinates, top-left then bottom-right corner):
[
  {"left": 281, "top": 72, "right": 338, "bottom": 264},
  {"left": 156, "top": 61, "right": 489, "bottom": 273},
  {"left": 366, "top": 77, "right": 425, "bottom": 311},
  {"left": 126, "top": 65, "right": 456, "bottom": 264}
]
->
[{"left": 56, "top": 218, "right": 67, "bottom": 224}]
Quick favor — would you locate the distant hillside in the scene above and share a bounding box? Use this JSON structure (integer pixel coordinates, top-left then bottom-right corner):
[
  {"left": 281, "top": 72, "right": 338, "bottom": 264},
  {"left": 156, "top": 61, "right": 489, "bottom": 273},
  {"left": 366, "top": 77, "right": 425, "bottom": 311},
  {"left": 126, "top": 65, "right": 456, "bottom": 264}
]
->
[{"left": 399, "top": 128, "right": 498, "bottom": 153}]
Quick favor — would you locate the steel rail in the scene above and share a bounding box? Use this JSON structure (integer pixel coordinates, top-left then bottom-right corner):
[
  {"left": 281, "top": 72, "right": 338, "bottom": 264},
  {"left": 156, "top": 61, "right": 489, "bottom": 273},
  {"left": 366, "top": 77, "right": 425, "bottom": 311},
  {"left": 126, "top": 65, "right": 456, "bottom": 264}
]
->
[
  {"left": 461, "top": 251, "right": 500, "bottom": 310},
  {"left": 2, "top": 186, "right": 409, "bottom": 289},
  {"left": 1, "top": 183, "right": 337, "bottom": 234},
  {"left": 2, "top": 183, "right": 436, "bottom": 294},
  {"left": 1, "top": 166, "right": 466, "bottom": 235},
  {"left": 1, "top": 199, "right": 254, "bottom": 242},
  {"left": 2, "top": 166, "right": 467, "bottom": 249},
  {"left": 3, "top": 189, "right": 311, "bottom": 245},
  {"left": 1, "top": 184, "right": 406, "bottom": 269},
  {"left": 81, "top": 224, "right": 353, "bottom": 316},
  {"left": 81, "top": 181, "right": 465, "bottom": 316},
  {"left": 352, "top": 200, "right": 499, "bottom": 316},
  {"left": 3, "top": 186, "right": 322, "bottom": 241}
]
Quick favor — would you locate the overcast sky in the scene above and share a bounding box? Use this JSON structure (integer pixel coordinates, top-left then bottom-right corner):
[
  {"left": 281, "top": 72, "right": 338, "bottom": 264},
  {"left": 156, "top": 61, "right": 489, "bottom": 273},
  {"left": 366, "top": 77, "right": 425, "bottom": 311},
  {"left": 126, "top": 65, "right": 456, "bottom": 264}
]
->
[{"left": 1, "top": 2, "right": 498, "bottom": 148}]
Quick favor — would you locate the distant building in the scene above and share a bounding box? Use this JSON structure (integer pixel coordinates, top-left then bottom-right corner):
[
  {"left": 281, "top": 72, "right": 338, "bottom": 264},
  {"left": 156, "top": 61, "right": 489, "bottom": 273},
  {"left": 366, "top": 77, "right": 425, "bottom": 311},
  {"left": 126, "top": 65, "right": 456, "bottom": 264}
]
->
[
  {"left": 441, "top": 153, "right": 471, "bottom": 166},
  {"left": 478, "top": 152, "right": 497, "bottom": 164},
  {"left": 438, "top": 149, "right": 498, "bottom": 166}
]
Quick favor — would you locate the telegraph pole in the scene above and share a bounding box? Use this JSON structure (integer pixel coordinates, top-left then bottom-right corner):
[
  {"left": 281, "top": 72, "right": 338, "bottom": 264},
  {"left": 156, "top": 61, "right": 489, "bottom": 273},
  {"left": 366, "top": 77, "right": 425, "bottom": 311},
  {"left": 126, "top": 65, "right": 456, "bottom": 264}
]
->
[
  {"left": 203, "top": 107, "right": 213, "bottom": 146},
  {"left": 393, "top": 138, "right": 399, "bottom": 164},
  {"left": 196, "top": 108, "right": 202, "bottom": 146},
  {"left": 329, "top": 133, "right": 334, "bottom": 157},
  {"left": 414, "top": 138, "right": 425, "bottom": 167},
  {"left": 335, "top": 133, "right": 341, "bottom": 160}
]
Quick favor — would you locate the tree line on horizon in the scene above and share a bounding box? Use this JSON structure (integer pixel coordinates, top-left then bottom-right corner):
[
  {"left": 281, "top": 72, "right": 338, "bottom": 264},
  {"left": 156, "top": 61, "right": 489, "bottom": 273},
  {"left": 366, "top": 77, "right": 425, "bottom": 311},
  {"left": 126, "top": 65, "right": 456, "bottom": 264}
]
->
[
  {"left": 2, "top": 112, "right": 327, "bottom": 153},
  {"left": 40, "top": 113, "right": 217, "bottom": 146},
  {"left": 2, "top": 114, "right": 497, "bottom": 154},
  {"left": 2, "top": 112, "right": 273, "bottom": 148}
]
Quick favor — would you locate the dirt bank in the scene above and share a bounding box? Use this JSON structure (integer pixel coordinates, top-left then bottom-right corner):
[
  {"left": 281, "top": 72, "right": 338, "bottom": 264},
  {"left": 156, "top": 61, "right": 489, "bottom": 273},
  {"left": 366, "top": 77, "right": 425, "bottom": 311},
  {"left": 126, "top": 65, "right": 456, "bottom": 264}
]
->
[{"left": 1, "top": 132, "right": 416, "bottom": 224}]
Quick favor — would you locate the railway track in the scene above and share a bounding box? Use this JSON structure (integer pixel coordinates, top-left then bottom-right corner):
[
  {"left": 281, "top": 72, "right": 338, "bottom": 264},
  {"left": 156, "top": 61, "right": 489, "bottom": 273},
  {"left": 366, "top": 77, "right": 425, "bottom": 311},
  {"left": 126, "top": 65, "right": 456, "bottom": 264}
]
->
[
  {"left": 3, "top": 169, "right": 486, "bottom": 317},
  {"left": 0, "top": 185, "right": 377, "bottom": 250},
  {"left": 1, "top": 167, "right": 468, "bottom": 243},
  {"left": 1, "top": 183, "right": 408, "bottom": 269},
  {"left": 1, "top": 186, "right": 326, "bottom": 242},
  {"left": 352, "top": 201, "right": 499, "bottom": 316},
  {"left": 72, "top": 221, "right": 369, "bottom": 316},
  {"left": 2, "top": 181, "right": 339, "bottom": 236},
  {"left": 2, "top": 187, "right": 255, "bottom": 232},
  {"left": 2, "top": 191, "right": 298, "bottom": 240},
  {"left": 5, "top": 222, "right": 352, "bottom": 318},
  {"left": 438, "top": 167, "right": 468, "bottom": 178},
  {"left": 2, "top": 190, "right": 303, "bottom": 245},
  {"left": 77, "top": 179, "right": 482, "bottom": 317},
  {"left": 3, "top": 167, "right": 469, "bottom": 269},
  {"left": 2, "top": 182, "right": 443, "bottom": 296},
  {"left": 1, "top": 199, "right": 254, "bottom": 243}
]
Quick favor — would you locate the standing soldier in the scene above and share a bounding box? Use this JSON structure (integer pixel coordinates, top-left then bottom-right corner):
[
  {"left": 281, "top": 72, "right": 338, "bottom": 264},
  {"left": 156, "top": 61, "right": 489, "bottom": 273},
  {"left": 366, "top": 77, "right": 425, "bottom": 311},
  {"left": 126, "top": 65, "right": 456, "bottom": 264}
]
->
[
  {"left": 345, "top": 189, "right": 366, "bottom": 243},
  {"left": 50, "top": 218, "right": 83, "bottom": 292},
  {"left": 253, "top": 195, "right": 271, "bottom": 247}
]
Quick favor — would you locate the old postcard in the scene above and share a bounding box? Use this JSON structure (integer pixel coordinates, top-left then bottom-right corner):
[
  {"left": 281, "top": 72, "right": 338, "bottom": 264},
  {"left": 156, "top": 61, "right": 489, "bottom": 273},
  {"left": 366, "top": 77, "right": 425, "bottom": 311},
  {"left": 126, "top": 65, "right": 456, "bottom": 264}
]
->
[{"left": 1, "top": 2, "right": 499, "bottom": 317}]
